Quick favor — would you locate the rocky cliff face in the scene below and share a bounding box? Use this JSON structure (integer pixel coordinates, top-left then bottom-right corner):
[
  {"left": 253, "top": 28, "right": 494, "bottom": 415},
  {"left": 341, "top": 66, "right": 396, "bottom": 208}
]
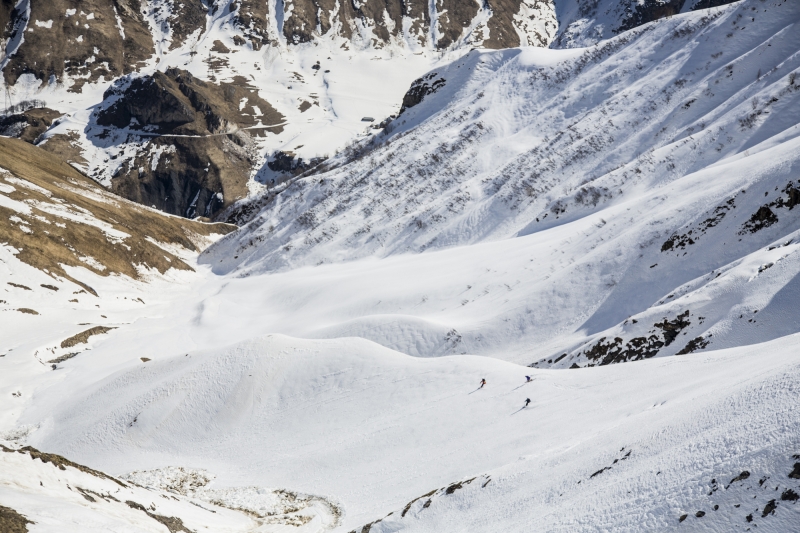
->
[
  {"left": 265, "top": 0, "right": 558, "bottom": 50},
  {"left": 96, "top": 68, "right": 281, "bottom": 135},
  {"left": 1, "top": 0, "right": 155, "bottom": 90},
  {"left": 91, "top": 68, "right": 284, "bottom": 218},
  {"left": 0, "top": 105, "right": 61, "bottom": 143}
]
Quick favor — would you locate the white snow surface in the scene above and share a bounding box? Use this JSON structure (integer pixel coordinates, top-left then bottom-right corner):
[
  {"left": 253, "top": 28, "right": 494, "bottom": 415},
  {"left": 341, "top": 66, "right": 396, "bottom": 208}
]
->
[
  {"left": 2, "top": 1, "right": 800, "bottom": 532},
  {"left": 201, "top": 0, "right": 800, "bottom": 365},
  {"left": 12, "top": 330, "right": 800, "bottom": 532}
]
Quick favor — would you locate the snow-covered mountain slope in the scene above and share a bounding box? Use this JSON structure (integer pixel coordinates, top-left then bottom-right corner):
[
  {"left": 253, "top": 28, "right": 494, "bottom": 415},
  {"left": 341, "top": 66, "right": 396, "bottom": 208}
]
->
[
  {"left": 552, "top": 0, "right": 739, "bottom": 48},
  {"left": 0, "top": 0, "right": 718, "bottom": 219},
  {"left": 201, "top": 0, "right": 800, "bottom": 364},
  {"left": 16, "top": 332, "right": 800, "bottom": 532},
  {"left": 2, "top": 2, "right": 800, "bottom": 532},
  {"left": 215, "top": 0, "right": 800, "bottom": 271},
  {"left": 0, "top": 0, "right": 561, "bottom": 218}
]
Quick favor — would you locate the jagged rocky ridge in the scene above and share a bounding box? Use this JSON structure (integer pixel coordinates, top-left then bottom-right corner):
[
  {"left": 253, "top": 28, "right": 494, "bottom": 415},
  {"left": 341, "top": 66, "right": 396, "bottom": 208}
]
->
[
  {"left": 0, "top": 0, "right": 740, "bottom": 90},
  {"left": 1, "top": 0, "right": 557, "bottom": 89}
]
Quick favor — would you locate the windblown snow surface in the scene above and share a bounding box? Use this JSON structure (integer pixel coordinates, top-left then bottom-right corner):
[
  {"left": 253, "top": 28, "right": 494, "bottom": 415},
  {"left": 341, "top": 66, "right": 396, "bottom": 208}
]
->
[{"left": 3, "top": 1, "right": 800, "bottom": 532}]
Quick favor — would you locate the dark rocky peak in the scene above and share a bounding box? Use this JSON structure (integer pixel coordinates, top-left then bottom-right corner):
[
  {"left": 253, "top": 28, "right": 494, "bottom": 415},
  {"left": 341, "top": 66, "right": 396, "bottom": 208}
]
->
[
  {"left": 92, "top": 68, "right": 284, "bottom": 220},
  {"left": 96, "top": 68, "right": 283, "bottom": 136}
]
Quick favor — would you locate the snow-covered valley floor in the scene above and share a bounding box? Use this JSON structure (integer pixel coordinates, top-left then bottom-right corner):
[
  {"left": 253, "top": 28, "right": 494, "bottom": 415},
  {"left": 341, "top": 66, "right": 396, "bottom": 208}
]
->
[{"left": 2, "top": 229, "right": 800, "bottom": 532}]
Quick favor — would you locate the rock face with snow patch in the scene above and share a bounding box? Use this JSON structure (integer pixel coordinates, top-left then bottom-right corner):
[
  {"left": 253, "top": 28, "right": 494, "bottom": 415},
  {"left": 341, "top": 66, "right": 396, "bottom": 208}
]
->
[
  {"left": 1, "top": 0, "right": 156, "bottom": 91},
  {"left": 96, "top": 68, "right": 282, "bottom": 135},
  {"left": 230, "top": 0, "right": 557, "bottom": 50},
  {"left": 92, "top": 68, "right": 284, "bottom": 218},
  {"left": 0, "top": 105, "right": 61, "bottom": 143},
  {"left": 0, "top": 0, "right": 558, "bottom": 94}
]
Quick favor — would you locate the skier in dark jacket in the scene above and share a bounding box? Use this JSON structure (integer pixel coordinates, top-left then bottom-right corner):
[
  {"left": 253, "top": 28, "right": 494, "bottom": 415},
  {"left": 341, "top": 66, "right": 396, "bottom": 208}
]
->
[
  {"left": 479, "top": 378, "right": 486, "bottom": 389},
  {"left": 525, "top": 376, "right": 532, "bottom": 382},
  {"left": 524, "top": 398, "right": 531, "bottom": 408}
]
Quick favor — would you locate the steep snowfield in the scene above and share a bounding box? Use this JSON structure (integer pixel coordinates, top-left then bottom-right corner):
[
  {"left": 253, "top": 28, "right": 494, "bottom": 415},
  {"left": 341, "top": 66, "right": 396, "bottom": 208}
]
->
[
  {"left": 204, "top": 0, "right": 800, "bottom": 364},
  {"left": 215, "top": 0, "right": 800, "bottom": 272}
]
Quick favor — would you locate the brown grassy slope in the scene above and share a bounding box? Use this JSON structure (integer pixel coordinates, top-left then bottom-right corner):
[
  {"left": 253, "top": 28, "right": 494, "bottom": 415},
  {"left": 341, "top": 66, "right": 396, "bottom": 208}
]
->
[{"left": 0, "top": 137, "right": 235, "bottom": 292}]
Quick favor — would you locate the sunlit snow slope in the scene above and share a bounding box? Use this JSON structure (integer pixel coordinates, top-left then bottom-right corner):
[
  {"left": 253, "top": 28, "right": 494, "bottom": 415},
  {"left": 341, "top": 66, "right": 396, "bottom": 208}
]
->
[
  {"left": 208, "top": 0, "right": 800, "bottom": 365},
  {"left": 21, "top": 333, "right": 800, "bottom": 532}
]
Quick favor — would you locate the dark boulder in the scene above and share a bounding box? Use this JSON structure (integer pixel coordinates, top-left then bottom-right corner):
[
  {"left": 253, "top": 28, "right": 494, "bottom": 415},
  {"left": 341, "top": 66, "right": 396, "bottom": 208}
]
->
[
  {"left": 399, "top": 73, "right": 447, "bottom": 115},
  {"left": 0, "top": 106, "right": 62, "bottom": 144},
  {"left": 97, "top": 75, "right": 195, "bottom": 132}
]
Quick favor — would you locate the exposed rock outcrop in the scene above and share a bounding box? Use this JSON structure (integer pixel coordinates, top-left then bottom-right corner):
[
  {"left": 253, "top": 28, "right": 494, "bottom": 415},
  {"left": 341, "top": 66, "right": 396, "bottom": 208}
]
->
[
  {"left": 0, "top": 106, "right": 62, "bottom": 143},
  {"left": 230, "top": 0, "right": 272, "bottom": 49},
  {"left": 399, "top": 73, "right": 446, "bottom": 115},
  {"left": 2, "top": 0, "right": 155, "bottom": 90},
  {"left": 109, "top": 135, "right": 252, "bottom": 219},
  {"left": 616, "top": 0, "right": 687, "bottom": 34},
  {"left": 94, "top": 68, "right": 284, "bottom": 218},
  {"left": 97, "top": 68, "right": 281, "bottom": 135},
  {"left": 155, "top": 0, "right": 208, "bottom": 50},
  {"left": 218, "top": 0, "right": 559, "bottom": 51}
]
